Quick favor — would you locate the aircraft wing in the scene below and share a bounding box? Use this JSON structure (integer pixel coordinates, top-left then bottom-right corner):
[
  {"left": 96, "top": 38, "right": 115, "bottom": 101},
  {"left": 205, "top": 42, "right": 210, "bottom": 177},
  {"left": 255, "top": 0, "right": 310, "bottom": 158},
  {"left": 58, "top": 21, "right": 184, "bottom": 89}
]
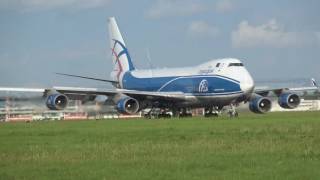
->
[
  {"left": 254, "top": 86, "right": 319, "bottom": 97},
  {"left": 0, "top": 87, "right": 186, "bottom": 101},
  {"left": 0, "top": 87, "right": 46, "bottom": 93},
  {"left": 254, "top": 78, "right": 319, "bottom": 97},
  {"left": 54, "top": 87, "right": 186, "bottom": 101}
]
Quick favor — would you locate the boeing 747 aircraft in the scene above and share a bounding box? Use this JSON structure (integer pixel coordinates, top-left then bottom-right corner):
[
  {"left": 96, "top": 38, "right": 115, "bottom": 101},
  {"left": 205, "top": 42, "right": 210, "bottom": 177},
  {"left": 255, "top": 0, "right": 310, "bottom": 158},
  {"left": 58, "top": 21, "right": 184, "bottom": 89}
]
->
[{"left": 0, "top": 17, "right": 318, "bottom": 118}]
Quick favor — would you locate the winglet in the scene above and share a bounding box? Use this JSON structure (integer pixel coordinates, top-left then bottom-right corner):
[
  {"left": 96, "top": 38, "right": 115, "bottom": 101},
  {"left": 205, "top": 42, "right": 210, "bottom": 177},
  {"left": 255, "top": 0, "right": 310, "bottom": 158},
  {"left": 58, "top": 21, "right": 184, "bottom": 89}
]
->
[{"left": 311, "top": 78, "right": 318, "bottom": 88}]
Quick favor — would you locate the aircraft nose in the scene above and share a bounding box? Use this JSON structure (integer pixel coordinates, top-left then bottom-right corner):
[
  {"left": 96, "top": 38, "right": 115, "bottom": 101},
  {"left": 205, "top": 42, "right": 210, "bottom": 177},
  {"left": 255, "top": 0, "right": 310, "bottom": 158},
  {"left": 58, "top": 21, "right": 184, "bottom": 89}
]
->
[
  {"left": 240, "top": 73, "right": 254, "bottom": 93},
  {"left": 241, "top": 82, "right": 254, "bottom": 93}
]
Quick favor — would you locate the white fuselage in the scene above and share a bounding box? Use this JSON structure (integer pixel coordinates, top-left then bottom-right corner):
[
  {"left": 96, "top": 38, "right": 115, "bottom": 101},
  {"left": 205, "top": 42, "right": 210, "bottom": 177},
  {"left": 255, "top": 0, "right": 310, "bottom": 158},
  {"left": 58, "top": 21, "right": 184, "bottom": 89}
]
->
[{"left": 120, "top": 58, "right": 255, "bottom": 108}]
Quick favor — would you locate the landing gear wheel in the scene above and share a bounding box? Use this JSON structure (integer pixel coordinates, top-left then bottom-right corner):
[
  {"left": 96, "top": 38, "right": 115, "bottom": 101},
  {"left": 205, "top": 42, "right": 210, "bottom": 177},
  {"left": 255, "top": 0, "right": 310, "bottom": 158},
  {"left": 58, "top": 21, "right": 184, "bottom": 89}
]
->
[
  {"left": 204, "top": 106, "right": 221, "bottom": 118},
  {"left": 172, "top": 108, "right": 192, "bottom": 118}
]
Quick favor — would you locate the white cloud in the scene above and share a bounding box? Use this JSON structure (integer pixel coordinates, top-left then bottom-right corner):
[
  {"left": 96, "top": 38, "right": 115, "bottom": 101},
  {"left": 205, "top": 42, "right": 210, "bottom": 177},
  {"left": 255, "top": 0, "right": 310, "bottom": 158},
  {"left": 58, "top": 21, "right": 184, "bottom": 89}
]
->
[
  {"left": 215, "top": 0, "right": 234, "bottom": 13},
  {"left": 146, "top": 0, "right": 206, "bottom": 19},
  {"left": 0, "top": 0, "right": 111, "bottom": 12},
  {"left": 231, "top": 19, "right": 315, "bottom": 48},
  {"left": 187, "top": 21, "right": 219, "bottom": 38}
]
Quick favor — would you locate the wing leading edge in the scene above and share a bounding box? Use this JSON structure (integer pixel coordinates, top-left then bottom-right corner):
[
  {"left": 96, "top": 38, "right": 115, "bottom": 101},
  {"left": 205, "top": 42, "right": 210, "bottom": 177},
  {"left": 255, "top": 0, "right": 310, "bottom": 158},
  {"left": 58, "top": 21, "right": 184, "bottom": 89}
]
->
[
  {"left": 0, "top": 87, "right": 186, "bottom": 101},
  {"left": 255, "top": 87, "right": 319, "bottom": 97}
]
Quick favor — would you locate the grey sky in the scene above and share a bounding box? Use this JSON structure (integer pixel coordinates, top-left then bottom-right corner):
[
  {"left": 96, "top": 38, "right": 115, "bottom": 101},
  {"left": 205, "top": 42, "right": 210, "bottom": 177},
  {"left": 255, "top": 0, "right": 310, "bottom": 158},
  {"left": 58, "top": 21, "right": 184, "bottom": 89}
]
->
[{"left": 0, "top": 0, "right": 319, "bottom": 88}]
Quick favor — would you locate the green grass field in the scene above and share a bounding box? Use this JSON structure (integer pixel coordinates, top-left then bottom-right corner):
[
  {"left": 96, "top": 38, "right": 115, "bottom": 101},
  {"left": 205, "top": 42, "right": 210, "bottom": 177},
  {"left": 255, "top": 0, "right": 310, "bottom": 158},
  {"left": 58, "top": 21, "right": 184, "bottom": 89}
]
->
[{"left": 1, "top": 111, "right": 320, "bottom": 180}]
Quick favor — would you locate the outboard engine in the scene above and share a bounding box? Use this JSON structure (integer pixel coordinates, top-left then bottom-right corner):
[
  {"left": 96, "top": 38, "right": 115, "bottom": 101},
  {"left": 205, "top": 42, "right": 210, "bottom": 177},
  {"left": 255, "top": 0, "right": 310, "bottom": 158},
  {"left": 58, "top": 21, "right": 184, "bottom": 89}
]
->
[
  {"left": 46, "top": 94, "right": 69, "bottom": 110},
  {"left": 249, "top": 96, "right": 272, "bottom": 114},
  {"left": 116, "top": 97, "right": 139, "bottom": 114},
  {"left": 278, "top": 93, "right": 300, "bottom": 109}
]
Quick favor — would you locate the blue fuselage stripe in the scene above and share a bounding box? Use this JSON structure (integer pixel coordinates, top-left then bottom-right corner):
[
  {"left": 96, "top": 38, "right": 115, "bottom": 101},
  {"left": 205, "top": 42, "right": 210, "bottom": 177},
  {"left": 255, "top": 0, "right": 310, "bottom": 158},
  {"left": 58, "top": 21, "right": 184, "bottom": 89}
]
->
[{"left": 122, "top": 72, "right": 242, "bottom": 95}]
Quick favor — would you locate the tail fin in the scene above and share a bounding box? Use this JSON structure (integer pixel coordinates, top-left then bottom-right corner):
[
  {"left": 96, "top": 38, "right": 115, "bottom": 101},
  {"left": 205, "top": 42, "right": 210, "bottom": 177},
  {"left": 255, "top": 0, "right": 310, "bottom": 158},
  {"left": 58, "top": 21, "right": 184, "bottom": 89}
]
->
[
  {"left": 311, "top": 78, "right": 318, "bottom": 88},
  {"left": 108, "top": 17, "right": 135, "bottom": 84}
]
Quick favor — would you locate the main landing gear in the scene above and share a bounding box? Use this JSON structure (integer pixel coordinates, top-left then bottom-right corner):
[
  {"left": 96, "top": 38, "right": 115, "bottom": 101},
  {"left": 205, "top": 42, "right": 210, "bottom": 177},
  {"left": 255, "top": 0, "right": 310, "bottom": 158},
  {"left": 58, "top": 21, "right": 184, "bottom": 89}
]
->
[
  {"left": 204, "top": 106, "right": 220, "bottom": 118},
  {"left": 144, "top": 108, "right": 171, "bottom": 119},
  {"left": 143, "top": 105, "right": 239, "bottom": 119},
  {"left": 204, "top": 105, "right": 239, "bottom": 118},
  {"left": 173, "top": 108, "right": 192, "bottom": 118},
  {"left": 144, "top": 107, "right": 193, "bottom": 119}
]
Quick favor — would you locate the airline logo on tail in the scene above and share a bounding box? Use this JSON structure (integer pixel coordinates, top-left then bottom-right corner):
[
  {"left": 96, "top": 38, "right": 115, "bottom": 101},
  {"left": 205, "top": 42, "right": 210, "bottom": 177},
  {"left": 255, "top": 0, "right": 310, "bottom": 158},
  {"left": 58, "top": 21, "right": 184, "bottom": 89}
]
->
[{"left": 111, "top": 39, "right": 134, "bottom": 81}]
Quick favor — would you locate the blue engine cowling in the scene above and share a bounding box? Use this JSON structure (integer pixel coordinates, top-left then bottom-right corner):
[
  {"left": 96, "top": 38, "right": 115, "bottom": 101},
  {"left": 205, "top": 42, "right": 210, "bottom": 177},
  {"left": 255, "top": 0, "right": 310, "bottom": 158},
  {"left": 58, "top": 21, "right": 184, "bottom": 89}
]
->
[
  {"left": 278, "top": 93, "right": 300, "bottom": 109},
  {"left": 249, "top": 96, "right": 272, "bottom": 114},
  {"left": 116, "top": 97, "right": 140, "bottom": 114},
  {"left": 46, "top": 94, "right": 69, "bottom": 110}
]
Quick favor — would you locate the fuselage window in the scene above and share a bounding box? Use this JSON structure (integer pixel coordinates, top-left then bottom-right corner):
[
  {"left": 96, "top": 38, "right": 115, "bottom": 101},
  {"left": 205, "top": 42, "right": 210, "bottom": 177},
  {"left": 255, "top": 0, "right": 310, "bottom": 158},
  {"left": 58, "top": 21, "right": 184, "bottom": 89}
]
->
[
  {"left": 216, "top": 63, "right": 220, "bottom": 67},
  {"left": 228, "top": 63, "right": 243, "bottom": 67}
]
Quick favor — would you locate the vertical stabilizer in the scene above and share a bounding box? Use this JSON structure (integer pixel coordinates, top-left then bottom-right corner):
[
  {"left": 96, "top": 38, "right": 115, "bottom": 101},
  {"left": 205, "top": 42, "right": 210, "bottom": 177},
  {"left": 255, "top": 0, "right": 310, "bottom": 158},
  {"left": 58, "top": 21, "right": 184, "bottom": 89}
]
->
[{"left": 108, "top": 17, "right": 135, "bottom": 87}]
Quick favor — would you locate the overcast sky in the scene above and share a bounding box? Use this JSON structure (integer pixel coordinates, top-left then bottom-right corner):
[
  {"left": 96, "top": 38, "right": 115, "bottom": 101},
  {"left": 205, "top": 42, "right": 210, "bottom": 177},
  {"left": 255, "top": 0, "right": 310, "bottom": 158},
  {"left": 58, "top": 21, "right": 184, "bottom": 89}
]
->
[{"left": 0, "top": 0, "right": 319, "bottom": 88}]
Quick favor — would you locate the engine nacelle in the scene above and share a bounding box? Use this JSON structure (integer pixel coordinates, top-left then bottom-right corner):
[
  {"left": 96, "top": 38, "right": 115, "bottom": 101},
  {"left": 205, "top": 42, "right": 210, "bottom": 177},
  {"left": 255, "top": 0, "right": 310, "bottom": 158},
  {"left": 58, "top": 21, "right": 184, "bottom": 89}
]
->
[
  {"left": 249, "top": 96, "right": 272, "bottom": 114},
  {"left": 46, "top": 94, "right": 69, "bottom": 110},
  {"left": 278, "top": 93, "right": 300, "bottom": 109},
  {"left": 116, "top": 97, "right": 139, "bottom": 114}
]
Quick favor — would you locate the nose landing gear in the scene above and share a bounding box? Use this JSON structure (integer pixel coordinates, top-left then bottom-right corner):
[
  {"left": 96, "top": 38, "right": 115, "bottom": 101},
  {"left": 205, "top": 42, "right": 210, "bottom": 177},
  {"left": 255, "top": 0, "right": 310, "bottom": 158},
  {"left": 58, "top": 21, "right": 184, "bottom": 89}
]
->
[{"left": 227, "top": 104, "right": 239, "bottom": 118}]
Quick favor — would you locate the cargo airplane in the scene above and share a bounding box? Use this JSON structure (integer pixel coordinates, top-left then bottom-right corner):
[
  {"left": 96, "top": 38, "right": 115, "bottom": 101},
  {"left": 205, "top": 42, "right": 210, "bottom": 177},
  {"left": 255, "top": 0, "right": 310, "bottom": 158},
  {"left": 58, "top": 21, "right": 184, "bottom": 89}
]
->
[{"left": 0, "top": 17, "right": 318, "bottom": 118}]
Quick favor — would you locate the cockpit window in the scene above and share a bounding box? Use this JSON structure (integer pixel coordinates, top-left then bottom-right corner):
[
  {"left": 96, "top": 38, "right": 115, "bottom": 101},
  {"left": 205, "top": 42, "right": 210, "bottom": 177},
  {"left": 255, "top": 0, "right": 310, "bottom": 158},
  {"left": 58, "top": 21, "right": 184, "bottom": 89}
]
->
[
  {"left": 216, "top": 63, "right": 220, "bottom": 67},
  {"left": 228, "top": 63, "right": 243, "bottom": 67}
]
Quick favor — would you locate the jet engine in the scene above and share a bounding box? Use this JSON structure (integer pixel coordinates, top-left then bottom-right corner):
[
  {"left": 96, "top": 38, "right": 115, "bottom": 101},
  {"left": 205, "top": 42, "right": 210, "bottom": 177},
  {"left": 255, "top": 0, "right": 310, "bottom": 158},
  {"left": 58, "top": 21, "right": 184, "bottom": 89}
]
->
[
  {"left": 249, "top": 96, "right": 272, "bottom": 114},
  {"left": 46, "top": 94, "right": 69, "bottom": 110},
  {"left": 116, "top": 97, "right": 140, "bottom": 114},
  {"left": 278, "top": 93, "right": 300, "bottom": 109}
]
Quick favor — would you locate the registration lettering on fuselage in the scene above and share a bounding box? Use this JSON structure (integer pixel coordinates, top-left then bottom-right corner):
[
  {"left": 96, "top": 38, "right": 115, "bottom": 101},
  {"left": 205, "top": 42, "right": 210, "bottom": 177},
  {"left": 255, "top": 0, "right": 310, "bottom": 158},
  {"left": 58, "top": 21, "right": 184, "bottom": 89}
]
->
[{"left": 199, "top": 69, "right": 213, "bottom": 75}]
